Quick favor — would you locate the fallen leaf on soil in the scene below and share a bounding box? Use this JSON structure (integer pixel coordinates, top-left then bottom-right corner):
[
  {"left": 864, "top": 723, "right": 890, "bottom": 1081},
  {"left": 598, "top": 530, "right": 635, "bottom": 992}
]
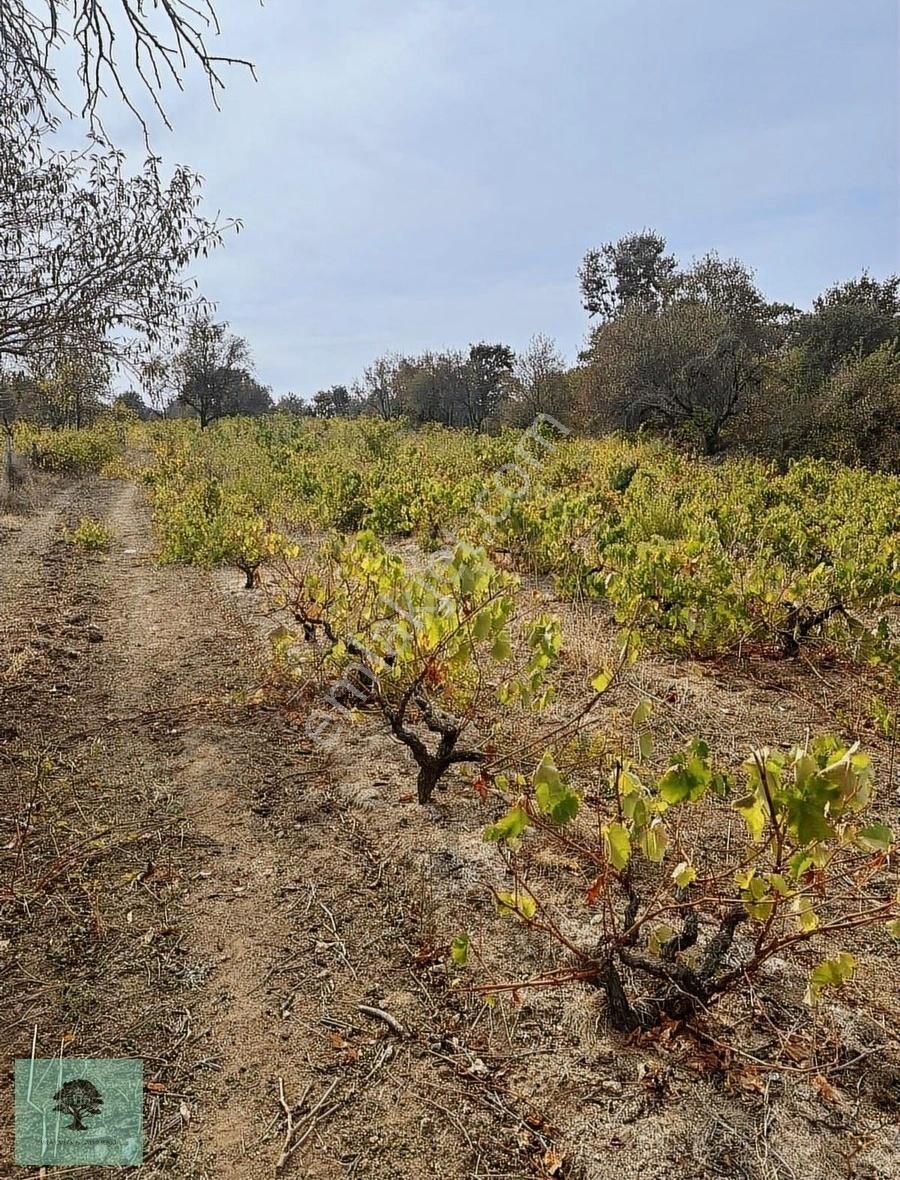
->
[
  {"left": 585, "top": 872, "right": 608, "bottom": 905},
  {"left": 735, "top": 1069, "right": 766, "bottom": 1094},
  {"left": 327, "top": 1032, "right": 360, "bottom": 1063},
  {"left": 812, "top": 1074, "right": 843, "bottom": 1104},
  {"left": 542, "top": 1148, "right": 565, "bottom": 1176}
]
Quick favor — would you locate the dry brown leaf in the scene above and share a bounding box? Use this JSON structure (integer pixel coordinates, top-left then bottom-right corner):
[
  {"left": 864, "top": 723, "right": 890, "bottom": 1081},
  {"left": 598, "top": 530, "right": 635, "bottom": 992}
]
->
[
  {"left": 812, "top": 1073, "right": 843, "bottom": 1105},
  {"left": 542, "top": 1147, "right": 566, "bottom": 1175}
]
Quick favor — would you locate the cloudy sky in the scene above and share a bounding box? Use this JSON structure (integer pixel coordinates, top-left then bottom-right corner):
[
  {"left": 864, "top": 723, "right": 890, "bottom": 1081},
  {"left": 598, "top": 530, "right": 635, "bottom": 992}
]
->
[{"left": 105, "top": 0, "right": 899, "bottom": 397}]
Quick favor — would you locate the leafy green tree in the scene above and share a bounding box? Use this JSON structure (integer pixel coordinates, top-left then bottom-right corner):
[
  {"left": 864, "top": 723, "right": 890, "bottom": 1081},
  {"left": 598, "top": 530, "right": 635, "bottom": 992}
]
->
[
  {"left": 679, "top": 251, "right": 797, "bottom": 351},
  {"left": 0, "top": 77, "right": 235, "bottom": 371},
  {"left": 578, "top": 230, "right": 679, "bottom": 321},
  {"left": 581, "top": 243, "right": 786, "bottom": 453},
  {"left": 791, "top": 274, "right": 900, "bottom": 377},
  {"left": 278, "top": 393, "right": 315, "bottom": 417},
  {"left": 398, "top": 351, "right": 465, "bottom": 426},
  {"left": 313, "top": 384, "right": 356, "bottom": 418},
  {"left": 174, "top": 317, "right": 251, "bottom": 428},
  {"left": 30, "top": 352, "right": 111, "bottom": 428},
  {"left": 461, "top": 342, "right": 515, "bottom": 431},
  {"left": 817, "top": 272, "right": 900, "bottom": 316},
  {"left": 814, "top": 342, "right": 900, "bottom": 470},
  {"left": 115, "top": 389, "right": 153, "bottom": 420},
  {"left": 227, "top": 371, "right": 273, "bottom": 417},
  {"left": 585, "top": 301, "right": 760, "bottom": 453}
]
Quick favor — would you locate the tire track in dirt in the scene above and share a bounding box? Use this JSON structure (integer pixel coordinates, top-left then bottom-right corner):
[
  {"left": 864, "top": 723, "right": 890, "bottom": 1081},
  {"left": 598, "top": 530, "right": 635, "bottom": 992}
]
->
[
  {"left": 97, "top": 480, "right": 312, "bottom": 1175},
  {"left": 99, "top": 484, "right": 525, "bottom": 1178},
  {"left": 0, "top": 479, "right": 77, "bottom": 604}
]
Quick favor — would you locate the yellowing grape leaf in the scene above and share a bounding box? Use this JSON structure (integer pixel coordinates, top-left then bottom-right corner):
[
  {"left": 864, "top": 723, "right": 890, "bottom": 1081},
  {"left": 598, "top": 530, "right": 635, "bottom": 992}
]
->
[
  {"left": 450, "top": 933, "right": 470, "bottom": 965},
  {"left": 495, "top": 890, "right": 537, "bottom": 921},
  {"left": 604, "top": 822, "right": 631, "bottom": 870},
  {"left": 672, "top": 861, "right": 696, "bottom": 888}
]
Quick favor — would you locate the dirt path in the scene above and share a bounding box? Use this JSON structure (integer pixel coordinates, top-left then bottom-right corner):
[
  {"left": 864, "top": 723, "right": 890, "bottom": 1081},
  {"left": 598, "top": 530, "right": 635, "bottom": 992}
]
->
[{"left": 0, "top": 478, "right": 556, "bottom": 1179}]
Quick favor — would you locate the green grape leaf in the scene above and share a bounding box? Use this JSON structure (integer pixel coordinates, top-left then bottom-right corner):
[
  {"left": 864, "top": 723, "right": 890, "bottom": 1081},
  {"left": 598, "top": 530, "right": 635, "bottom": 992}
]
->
[
  {"left": 787, "top": 795, "right": 835, "bottom": 845},
  {"left": 472, "top": 611, "right": 493, "bottom": 641},
  {"left": 792, "top": 895, "right": 819, "bottom": 933},
  {"left": 491, "top": 631, "right": 512, "bottom": 660},
  {"left": 640, "top": 819, "right": 668, "bottom": 863},
  {"left": 450, "top": 933, "right": 470, "bottom": 965},
  {"left": 656, "top": 751, "right": 712, "bottom": 805},
  {"left": 672, "top": 861, "right": 696, "bottom": 888},
  {"left": 631, "top": 700, "right": 652, "bottom": 726},
  {"left": 658, "top": 767, "right": 694, "bottom": 804},
  {"left": 648, "top": 924, "right": 677, "bottom": 956},
  {"left": 483, "top": 806, "right": 529, "bottom": 846},
  {"left": 734, "top": 793, "right": 767, "bottom": 843},
  {"left": 804, "top": 952, "right": 855, "bottom": 1006},
  {"left": 536, "top": 781, "right": 580, "bottom": 825},
  {"left": 533, "top": 751, "right": 561, "bottom": 793},
  {"left": 857, "top": 823, "right": 893, "bottom": 852},
  {"left": 789, "top": 850, "right": 815, "bottom": 879}
]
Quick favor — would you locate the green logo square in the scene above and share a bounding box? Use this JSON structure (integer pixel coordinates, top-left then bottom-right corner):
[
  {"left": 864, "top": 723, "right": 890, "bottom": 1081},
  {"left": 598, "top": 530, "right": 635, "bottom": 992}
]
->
[{"left": 15, "top": 1058, "right": 143, "bottom": 1167}]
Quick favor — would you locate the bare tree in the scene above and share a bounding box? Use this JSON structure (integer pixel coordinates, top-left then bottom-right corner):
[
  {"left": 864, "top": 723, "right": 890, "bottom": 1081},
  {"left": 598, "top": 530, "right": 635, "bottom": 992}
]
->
[
  {"left": 173, "top": 315, "right": 252, "bottom": 428},
  {"left": 362, "top": 353, "right": 403, "bottom": 421},
  {"left": 0, "top": 1, "right": 252, "bottom": 132},
  {"left": 510, "top": 334, "right": 569, "bottom": 424}
]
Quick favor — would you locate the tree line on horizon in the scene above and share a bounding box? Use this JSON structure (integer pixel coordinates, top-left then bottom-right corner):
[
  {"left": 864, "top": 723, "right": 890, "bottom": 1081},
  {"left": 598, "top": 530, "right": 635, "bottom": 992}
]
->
[
  {"left": 5, "top": 222, "right": 899, "bottom": 472},
  {"left": 271, "top": 231, "right": 900, "bottom": 471}
]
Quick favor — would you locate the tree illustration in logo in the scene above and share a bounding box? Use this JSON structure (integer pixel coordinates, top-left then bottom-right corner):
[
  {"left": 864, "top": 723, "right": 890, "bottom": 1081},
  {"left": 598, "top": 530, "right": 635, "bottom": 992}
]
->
[{"left": 53, "top": 1079, "right": 103, "bottom": 1131}]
